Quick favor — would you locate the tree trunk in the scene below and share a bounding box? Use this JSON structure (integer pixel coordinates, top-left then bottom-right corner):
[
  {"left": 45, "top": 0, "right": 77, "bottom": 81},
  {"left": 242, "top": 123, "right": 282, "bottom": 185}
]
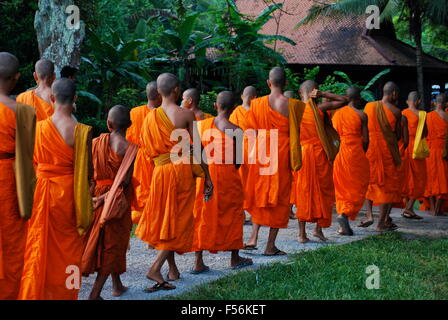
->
[
  {"left": 34, "top": 0, "right": 85, "bottom": 77},
  {"left": 415, "top": 30, "right": 426, "bottom": 108}
]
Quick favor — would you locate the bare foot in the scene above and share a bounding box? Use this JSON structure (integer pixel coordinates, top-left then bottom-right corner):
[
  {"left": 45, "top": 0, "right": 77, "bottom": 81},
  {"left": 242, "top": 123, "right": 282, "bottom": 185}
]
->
[
  {"left": 231, "top": 256, "right": 253, "bottom": 269},
  {"left": 112, "top": 286, "right": 128, "bottom": 297},
  {"left": 298, "top": 236, "right": 310, "bottom": 243},
  {"left": 146, "top": 270, "right": 164, "bottom": 284},
  {"left": 191, "top": 264, "right": 210, "bottom": 274},
  {"left": 313, "top": 230, "right": 328, "bottom": 242},
  {"left": 376, "top": 225, "right": 397, "bottom": 232},
  {"left": 166, "top": 270, "right": 180, "bottom": 281}
]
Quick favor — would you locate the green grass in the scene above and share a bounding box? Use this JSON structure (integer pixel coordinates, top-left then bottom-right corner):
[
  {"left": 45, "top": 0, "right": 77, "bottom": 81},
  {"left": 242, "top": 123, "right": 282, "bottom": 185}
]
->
[{"left": 170, "top": 233, "right": 448, "bottom": 300}]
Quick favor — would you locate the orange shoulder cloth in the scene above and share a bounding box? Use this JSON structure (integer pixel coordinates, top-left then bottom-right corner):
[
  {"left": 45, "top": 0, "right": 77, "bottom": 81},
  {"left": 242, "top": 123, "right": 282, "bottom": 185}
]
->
[
  {"left": 376, "top": 101, "right": 401, "bottom": 166},
  {"left": 289, "top": 98, "right": 305, "bottom": 171}
]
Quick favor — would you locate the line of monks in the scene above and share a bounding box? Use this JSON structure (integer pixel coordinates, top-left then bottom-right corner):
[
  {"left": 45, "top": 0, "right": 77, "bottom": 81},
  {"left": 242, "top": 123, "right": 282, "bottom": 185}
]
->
[{"left": 1, "top": 52, "right": 447, "bottom": 300}]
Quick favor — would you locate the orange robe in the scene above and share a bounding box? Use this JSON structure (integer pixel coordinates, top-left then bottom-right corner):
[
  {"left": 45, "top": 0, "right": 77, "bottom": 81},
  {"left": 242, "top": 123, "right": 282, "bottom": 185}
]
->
[
  {"left": 16, "top": 90, "right": 53, "bottom": 122},
  {"left": 0, "top": 103, "right": 27, "bottom": 300},
  {"left": 244, "top": 96, "right": 292, "bottom": 229},
  {"left": 126, "top": 105, "right": 154, "bottom": 223},
  {"left": 81, "top": 134, "right": 133, "bottom": 276},
  {"left": 425, "top": 111, "right": 448, "bottom": 199},
  {"left": 401, "top": 109, "right": 427, "bottom": 199},
  {"left": 192, "top": 118, "right": 244, "bottom": 252},
  {"left": 365, "top": 102, "right": 401, "bottom": 204},
  {"left": 135, "top": 108, "right": 196, "bottom": 253},
  {"left": 19, "top": 119, "right": 85, "bottom": 300},
  {"left": 332, "top": 106, "right": 369, "bottom": 220},
  {"left": 294, "top": 103, "right": 334, "bottom": 227}
]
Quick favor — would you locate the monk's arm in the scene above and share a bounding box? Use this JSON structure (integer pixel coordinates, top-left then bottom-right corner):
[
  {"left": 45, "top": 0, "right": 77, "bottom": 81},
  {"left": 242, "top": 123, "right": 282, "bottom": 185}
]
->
[
  {"left": 400, "top": 115, "right": 408, "bottom": 147},
  {"left": 361, "top": 114, "right": 369, "bottom": 152},
  {"left": 316, "top": 91, "right": 349, "bottom": 112}
]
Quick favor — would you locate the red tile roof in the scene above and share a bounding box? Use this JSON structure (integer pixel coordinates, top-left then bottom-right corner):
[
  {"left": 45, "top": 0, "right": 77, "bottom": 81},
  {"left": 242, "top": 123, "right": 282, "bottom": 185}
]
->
[{"left": 236, "top": 0, "right": 448, "bottom": 70}]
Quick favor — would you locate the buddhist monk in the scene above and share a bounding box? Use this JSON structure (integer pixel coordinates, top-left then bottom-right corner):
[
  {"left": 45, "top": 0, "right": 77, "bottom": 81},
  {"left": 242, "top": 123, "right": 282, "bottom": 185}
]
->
[
  {"left": 230, "top": 86, "right": 257, "bottom": 224},
  {"left": 82, "top": 105, "right": 137, "bottom": 300},
  {"left": 181, "top": 88, "right": 213, "bottom": 120},
  {"left": 359, "top": 82, "right": 402, "bottom": 232},
  {"left": 0, "top": 52, "right": 35, "bottom": 300},
  {"left": 19, "top": 78, "right": 93, "bottom": 300},
  {"left": 126, "top": 82, "right": 162, "bottom": 224},
  {"left": 332, "top": 86, "right": 369, "bottom": 235},
  {"left": 294, "top": 80, "right": 348, "bottom": 242},
  {"left": 16, "top": 59, "right": 55, "bottom": 121},
  {"left": 191, "top": 91, "right": 253, "bottom": 273},
  {"left": 243, "top": 67, "right": 305, "bottom": 255},
  {"left": 401, "top": 91, "right": 428, "bottom": 219},
  {"left": 425, "top": 94, "right": 448, "bottom": 216},
  {"left": 135, "top": 73, "right": 213, "bottom": 292}
]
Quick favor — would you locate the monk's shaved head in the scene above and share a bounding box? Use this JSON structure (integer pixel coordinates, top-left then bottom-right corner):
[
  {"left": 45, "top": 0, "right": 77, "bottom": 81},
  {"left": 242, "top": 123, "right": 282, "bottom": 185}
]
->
[
  {"left": 35, "top": 59, "right": 55, "bottom": 80},
  {"left": 184, "top": 88, "right": 200, "bottom": 105},
  {"left": 0, "top": 52, "right": 19, "bottom": 80},
  {"left": 157, "top": 73, "right": 179, "bottom": 97},
  {"left": 242, "top": 86, "right": 257, "bottom": 98},
  {"left": 407, "top": 91, "right": 420, "bottom": 102},
  {"left": 108, "top": 105, "right": 131, "bottom": 130},
  {"left": 217, "top": 91, "right": 235, "bottom": 111},
  {"left": 346, "top": 86, "right": 361, "bottom": 100},
  {"left": 383, "top": 81, "right": 399, "bottom": 96},
  {"left": 436, "top": 93, "right": 447, "bottom": 105},
  {"left": 51, "top": 78, "right": 76, "bottom": 105},
  {"left": 146, "top": 81, "right": 159, "bottom": 100},
  {"left": 269, "top": 67, "right": 286, "bottom": 88},
  {"left": 300, "top": 80, "right": 317, "bottom": 95}
]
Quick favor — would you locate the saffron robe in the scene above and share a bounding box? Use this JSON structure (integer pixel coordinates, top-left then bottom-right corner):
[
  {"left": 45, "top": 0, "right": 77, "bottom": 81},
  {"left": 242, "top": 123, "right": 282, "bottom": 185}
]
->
[
  {"left": 135, "top": 107, "right": 196, "bottom": 253},
  {"left": 192, "top": 118, "right": 244, "bottom": 252},
  {"left": 16, "top": 90, "right": 53, "bottom": 122}
]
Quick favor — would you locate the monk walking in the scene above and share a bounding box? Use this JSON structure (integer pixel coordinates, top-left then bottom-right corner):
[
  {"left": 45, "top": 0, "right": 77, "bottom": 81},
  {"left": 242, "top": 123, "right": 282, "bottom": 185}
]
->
[
  {"left": 243, "top": 67, "right": 305, "bottom": 255},
  {"left": 19, "top": 79, "right": 93, "bottom": 300},
  {"left": 82, "top": 106, "right": 138, "bottom": 300},
  {"left": 332, "top": 86, "right": 369, "bottom": 235},
  {"left": 181, "top": 88, "right": 213, "bottom": 120},
  {"left": 126, "top": 82, "right": 162, "bottom": 224},
  {"left": 401, "top": 92, "right": 428, "bottom": 219},
  {"left": 425, "top": 94, "right": 448, "bottom": 216},
  {"left": 192, "top": 91, "right": 253, "bottom": 273},
  {"left": 135, "top": 73, "right": 213, "bottom": 292},
  {"left": 16, "top": 59, "right": 55, "bottom": 121},
  {"left": 360, "top": 82, "right": 402, "bottom": 232},
  {"left": 294, "top": 80, "right": 348, "bottom": 242},
  {"left": 0, "top": 52, "right": 36, "bottom": 300}
]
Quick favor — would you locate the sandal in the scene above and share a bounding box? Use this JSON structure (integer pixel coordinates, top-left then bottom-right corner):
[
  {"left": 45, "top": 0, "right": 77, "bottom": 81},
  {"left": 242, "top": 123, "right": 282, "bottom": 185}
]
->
[
  {"left": 263, "top": 249, "right": 287, "bottom": 256},
  {"left": 143, "top": 281, "right": 176, "bottom": 293},
  {"left": 242, "top": 244, "right": 258, "bottom": 251},
  {"left": 231, "top": 258, "right": 253, "bottom": 270},
  {"left": 358, "top": 220, "right": 374, "bottom": 228}
]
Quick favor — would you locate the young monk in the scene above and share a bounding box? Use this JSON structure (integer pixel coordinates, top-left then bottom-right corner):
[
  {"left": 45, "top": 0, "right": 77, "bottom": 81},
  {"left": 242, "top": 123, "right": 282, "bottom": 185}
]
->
[
  {"left": 294, "top": 80, "right": 348, "bottom": 242},
  {"left": 16, "top": 59, "right": 55, "bottom": 121},
  {"left": 425, "top": 94, "right": 448, "bottom": 216},
  {"left": 181, "top": 88, "right": 213, "bottom": 120},
  {"left": 332, "top": 86, "right": 369, "bottom": 235},
  {"left": 82, "top": 105, "right": 138, "bottom": 300},
  {"left": 243, "top": 67, "right": 305, "bottom": 255},
  {"left": 401, "top": 92, "right": 427, "bottom": 219},
  {"left": 360, "top": 82, "right": 402, "bottom": 232},
  {"left": 126, "top": 82, "right": 162, "bottom": 224},
  {"left": 191, "top": 91, "right": 253, "bottom": 273},
  {"left": 135, "top": 73, "right": 213, "bottom": 292},
  {"left": 19, "top": 78, "right": 93, "bottom": 300},
  {"left": 0, "top": 52, "right": 35, "bottom": 300}
]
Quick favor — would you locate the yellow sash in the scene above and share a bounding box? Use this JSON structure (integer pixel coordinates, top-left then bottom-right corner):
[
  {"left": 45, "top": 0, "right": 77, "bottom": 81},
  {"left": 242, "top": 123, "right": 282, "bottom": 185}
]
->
[
  {"left": 412, "top": 111, "right": 430, "bottom": 160},
  {"left": 308, "top": 99, "right": 340, "bottom": 162},
  {"left": 289, "top": 98, "right": 305, "bottom": 171},
  {"left": 74, "top": 123, "right": 93, "bottom": 236},
  {"left": 376, "top": 102, "right": 401, "bottom": 166},
  {"left": 14, "top": 103, "right": 36, "bottom": 221}
]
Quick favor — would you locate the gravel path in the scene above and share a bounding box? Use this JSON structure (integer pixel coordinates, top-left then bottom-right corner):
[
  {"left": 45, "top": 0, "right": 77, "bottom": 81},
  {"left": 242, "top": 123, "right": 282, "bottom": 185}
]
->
[{"left": 78, "top": 207, "right": 448, "bottom": 300}]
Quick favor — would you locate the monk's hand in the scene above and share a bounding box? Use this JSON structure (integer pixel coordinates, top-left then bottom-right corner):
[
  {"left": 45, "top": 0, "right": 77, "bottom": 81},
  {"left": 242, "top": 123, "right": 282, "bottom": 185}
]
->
[
  {"left": 204, "top": 177, "right": 214, "bottom": 201},
  {"left": 92, "top": 197, "right": 104, "bottom": 211},
  {"left": 310, "top": 89, "right": 320, "bottom": 99}
]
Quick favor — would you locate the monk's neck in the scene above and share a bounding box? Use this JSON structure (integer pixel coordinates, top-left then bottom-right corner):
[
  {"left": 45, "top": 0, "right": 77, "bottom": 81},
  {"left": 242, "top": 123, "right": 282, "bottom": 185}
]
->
[
  {"left": 147, "top": 101, "right": 158, "bottom": 109},
  {"left": 242, "top": 102, "right": 250, "bottom": 110},
  {"left": 111, "top": 129, "right": 126, "bottom": 138},
  {"left": 53, "top": 104, "right": 73, "bottom": 117},
  {"left": 269, "top": 87, "right": 283, "bottom": 97},
  {"left": 217, "top": 110, "right": 231, "bottom": 119}
]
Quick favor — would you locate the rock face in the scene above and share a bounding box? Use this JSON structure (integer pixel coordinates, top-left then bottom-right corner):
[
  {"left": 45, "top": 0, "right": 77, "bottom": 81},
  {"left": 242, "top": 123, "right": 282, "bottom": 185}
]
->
[{"left": 34, "top": 0, "right": 85, "bottom": 76}]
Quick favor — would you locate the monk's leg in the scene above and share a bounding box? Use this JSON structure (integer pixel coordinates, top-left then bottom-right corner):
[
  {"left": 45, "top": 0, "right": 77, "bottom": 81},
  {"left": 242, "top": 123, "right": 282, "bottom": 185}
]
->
[
  {"left": 298, "top": 221, "right": 309, "bottom": 243},
  {"left": 313, "top": 224, "right": 328, "bottom": 242},
  {"left": 88, "top": 273, "right": 109, "bottom": 300},
  {"left": 429, "top": 197, "right": 436, "bottom": 216},
  {"left": 264, "top": 228, "right": 285, "bottom": 255},
  {"left": 337, "top": 214, "right": 353, "bottom": 236},
  {"left": 111, "top": 273, "right": 128, "bottom": 297},
  {"left": 403, "top": 198, "right": 422, "bottom": 219},
  {"left": 192, "top": 251, "right": 209, "bottom": 274},
  {"left": 376, "top": 204, "right": 396, "bottom": 231},
  {"left": 245, "top": 222, "right": 260, "bottom": 248},
  {"left": 146, "top": 250, "right": 171, "bottom": 284},
  {"left": 435, "top": 198, "right": 446, "bottom": 216},
  {"left": 289, "top": 205, "right": 296, "bottom": 220},
  {"left": 359, "top": 200, "right": 374, "bottom": 227},
  {"left": 230, "top": 250, "right": 253, "bottom": 268},
  {"left": 167, "top": 251, "right": 180, "bottom": 280}
]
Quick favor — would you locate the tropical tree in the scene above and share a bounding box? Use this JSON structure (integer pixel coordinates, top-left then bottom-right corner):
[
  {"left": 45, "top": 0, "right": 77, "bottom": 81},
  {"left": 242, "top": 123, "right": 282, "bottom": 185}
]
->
[{"left": 297, "top": 0, "right": 448, "bottom": 106}]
